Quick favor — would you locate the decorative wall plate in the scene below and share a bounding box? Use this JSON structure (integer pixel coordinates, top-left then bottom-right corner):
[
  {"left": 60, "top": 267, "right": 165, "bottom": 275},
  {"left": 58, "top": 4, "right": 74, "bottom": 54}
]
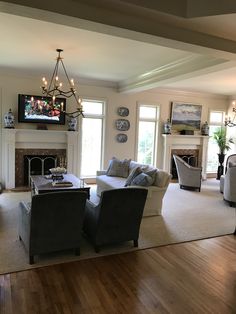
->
[
  {"left": 117, "top": 107, "right": 129, "bottom": 117},
  {"left": 115, "top": 119, "right": 130, "bottom": 131},
  {"left": 116, "top": 133, "right": 128, "bottom": 143}
]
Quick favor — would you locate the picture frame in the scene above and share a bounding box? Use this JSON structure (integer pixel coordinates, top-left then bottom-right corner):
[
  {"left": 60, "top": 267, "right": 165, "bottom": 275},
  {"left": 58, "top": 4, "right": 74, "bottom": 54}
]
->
[{"left": 170, "top": 102, "right": 202, "bottom": 131}]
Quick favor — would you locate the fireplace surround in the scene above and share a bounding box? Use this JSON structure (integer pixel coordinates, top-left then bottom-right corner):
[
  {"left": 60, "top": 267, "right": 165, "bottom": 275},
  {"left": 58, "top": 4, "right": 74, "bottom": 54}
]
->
[{"left": 2, "top": 129, "right": 79, "bottom": 189}]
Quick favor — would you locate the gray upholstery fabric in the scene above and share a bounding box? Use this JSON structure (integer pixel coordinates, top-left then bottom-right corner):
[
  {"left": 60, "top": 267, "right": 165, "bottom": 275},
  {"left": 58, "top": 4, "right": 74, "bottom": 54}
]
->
[
  {"left": 106, "top": 157, "right": 131, "bottom": 178},
  {"left": 125, "top": 166, "right": 142, "bottom": 186},
  {"left": 220, "top": 154, "right": 236, "bottom": 200},
  {"left": 130, "top": 172, "right": 154, "bottom": 186},
  {"left": 223, "top": 163, "right": 236, "bottom": 206},
  {"left": 83, "top": 188, "right": 148, "bottom": 252},
  {"left": 19, "top": 191, "right": 87, "bottom": 264},
  {"left": 225, "top": 154, "right": 236, "bottom": 173},
  {"left": 173, "top": 155, "right": 202, "bottom": 192}
]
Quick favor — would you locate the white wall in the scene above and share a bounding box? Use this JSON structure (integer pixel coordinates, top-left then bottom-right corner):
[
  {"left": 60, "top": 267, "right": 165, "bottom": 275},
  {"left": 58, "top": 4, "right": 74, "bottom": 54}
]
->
[{"left": 0, "top": 73, "right": 229, "bottom": 183}]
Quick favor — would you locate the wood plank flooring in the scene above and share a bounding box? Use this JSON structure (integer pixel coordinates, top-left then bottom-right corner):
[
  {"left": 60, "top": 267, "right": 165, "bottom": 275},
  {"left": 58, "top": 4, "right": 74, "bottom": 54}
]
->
[{"left": 0, "top": 235, "right": 235, "bottom": 314}]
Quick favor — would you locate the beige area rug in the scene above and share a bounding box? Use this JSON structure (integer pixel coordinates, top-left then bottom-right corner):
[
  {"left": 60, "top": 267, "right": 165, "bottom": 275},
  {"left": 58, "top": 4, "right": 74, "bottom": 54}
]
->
[{"left": 0, "top": 180, "right": 235, "bottom": 274}]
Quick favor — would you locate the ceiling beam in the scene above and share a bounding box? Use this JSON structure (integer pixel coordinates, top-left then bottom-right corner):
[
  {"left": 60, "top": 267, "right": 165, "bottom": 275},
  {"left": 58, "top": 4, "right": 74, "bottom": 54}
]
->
[
  {"left": 118, "top": 57, "right": 236, "bottom": 93},
  {"left": 2, "top": 0, "right": 236, "bottom": 62},
  {"left": 187, "top": 0, "right": 236, "bottom": 18}
]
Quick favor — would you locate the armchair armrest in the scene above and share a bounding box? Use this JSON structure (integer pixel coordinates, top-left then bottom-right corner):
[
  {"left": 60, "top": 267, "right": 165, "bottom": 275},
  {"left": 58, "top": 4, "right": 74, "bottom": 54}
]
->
[
  {"left": 19, "top": 201, "right": 31, "bottom": 215},
  {"left": 19, "top": 201, "right": 31, "bottom": 247}
]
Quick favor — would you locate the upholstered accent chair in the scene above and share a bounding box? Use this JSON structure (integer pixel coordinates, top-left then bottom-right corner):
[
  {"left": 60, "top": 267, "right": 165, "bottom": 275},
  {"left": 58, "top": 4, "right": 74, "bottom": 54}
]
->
[
  {"left": 220, "top": 154, "right": 236, "bottom": 193},
  {"left": 173, "top": 154, "right": 202, "bottom": 192},
  {"left": 19, "top": 191, "right": 87, "bottom": 264},
  {"left": 220, "top": 154, "right": 236, "bottom": 206},
  {"left": 83, "top": 188, "right": 148, "bottom": 253}
]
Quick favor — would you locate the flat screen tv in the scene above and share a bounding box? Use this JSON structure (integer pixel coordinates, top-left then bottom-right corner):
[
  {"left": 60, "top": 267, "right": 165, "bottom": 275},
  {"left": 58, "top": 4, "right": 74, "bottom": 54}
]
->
[{"left": 18, "top": 94, "right": 66, "bottom": 125}]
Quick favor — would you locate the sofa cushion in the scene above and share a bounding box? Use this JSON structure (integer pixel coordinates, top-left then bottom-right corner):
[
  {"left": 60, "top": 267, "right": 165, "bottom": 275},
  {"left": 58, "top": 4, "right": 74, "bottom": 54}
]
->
[
  {"left": 125, "top": 166, "right": 142, "bottom": 186},
  {"left": 106, "top": 157, "right": 131, "bottom": 178},
  {"left": 97, "top": 175, "right": 127, "bottom": 189},
  {"left": 130, "top": 172, "right": 154, "bottom": 186},
  {"left": 228, "top": 161, "right": 236, "bottom": 168}
]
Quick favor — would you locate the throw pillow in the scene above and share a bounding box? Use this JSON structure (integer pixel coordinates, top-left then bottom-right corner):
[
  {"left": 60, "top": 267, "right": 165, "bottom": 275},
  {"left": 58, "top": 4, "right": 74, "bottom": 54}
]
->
[
  {"left": 106, "top": 157, "right": 131, "bottom": 178},
  {"left": 130, "top": 172, "right": 153, "bottom": 186},
  {"left": 144, "top": 169, "right": 157, "bottom": 185},
  {"left": 125, "top": 166, "right": 142, "bottom": 186}
]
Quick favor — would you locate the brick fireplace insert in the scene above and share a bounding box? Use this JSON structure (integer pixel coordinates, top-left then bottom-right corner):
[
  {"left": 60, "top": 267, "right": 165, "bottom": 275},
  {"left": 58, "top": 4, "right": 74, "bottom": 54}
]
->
[{"left": 15, "top": 149, "right": 66, "bottom": 187}]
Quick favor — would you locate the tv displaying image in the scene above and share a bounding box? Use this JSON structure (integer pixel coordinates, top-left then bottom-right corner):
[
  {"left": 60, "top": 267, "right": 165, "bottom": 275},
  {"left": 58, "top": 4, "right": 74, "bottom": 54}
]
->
[{"left": 18, "top": 94, "right": 66, "bottom": 125}]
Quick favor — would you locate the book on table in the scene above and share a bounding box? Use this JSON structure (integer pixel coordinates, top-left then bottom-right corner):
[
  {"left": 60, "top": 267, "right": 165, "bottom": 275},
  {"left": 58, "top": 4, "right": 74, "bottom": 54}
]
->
[{"left": 52, "top": 181, "right": 73, "bottom": 187}]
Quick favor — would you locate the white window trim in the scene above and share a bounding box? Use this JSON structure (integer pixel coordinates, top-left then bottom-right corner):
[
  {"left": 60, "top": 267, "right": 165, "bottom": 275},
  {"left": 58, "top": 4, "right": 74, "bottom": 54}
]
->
[
  {"left": 135, "top": 102, "right": 160, "bottom": 166},
  {"left": 206, "top": 109, "right": 226, "bottom": 174},
  {"left": 78, "top": 98, "right": 106, "bottom": 178}
]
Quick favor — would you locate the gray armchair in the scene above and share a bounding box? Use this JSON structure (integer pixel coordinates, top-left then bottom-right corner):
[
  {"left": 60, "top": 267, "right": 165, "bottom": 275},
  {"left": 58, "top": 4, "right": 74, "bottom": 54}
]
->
[
  {"left": 222, "top": 163, "right": 236, "bottom": 206},
  {"left": 83, "top": 188, "right": 148, "bottom": 252},
  {"left": 19, "top": 191, "right": 87, "bottom": 264},
  {"left": 220, "top": 154, "right": 236, "bottom": 193},
  {"left": 173, "top": 154, "right": 202, "bottom": 192}
]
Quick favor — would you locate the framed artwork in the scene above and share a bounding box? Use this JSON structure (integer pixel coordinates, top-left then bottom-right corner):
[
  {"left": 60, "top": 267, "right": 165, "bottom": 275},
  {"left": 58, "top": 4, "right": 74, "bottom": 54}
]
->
[
  {"left": 170, "top": 102, "right": 202, "bottom": 131},
  {"left": 115, "top": 119, "right": 130, "bottom": 131},
  {"left": 117, "top": 107, "right": 129, "bottom": 117}
]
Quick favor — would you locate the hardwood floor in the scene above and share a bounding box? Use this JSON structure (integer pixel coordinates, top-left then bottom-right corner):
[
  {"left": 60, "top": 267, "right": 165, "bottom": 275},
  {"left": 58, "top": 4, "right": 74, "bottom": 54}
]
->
[{"left": 0, "top": 235, "right": 235, "bottom": 314}]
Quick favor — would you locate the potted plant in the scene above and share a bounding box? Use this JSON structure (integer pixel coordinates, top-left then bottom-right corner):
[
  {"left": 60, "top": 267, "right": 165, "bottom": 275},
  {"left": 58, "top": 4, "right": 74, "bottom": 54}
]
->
[{"left": 213, "top": 127, "right": 234, "bottom": 179}]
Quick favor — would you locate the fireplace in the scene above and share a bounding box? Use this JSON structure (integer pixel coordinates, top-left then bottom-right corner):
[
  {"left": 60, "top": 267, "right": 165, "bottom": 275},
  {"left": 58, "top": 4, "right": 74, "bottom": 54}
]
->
[
  {"left": 1, "top": 128, "right": 79, "bottom": 189},
  {"left": 23, "top": 155, "right": 57, "bottom": 186},
  {"left": 171, "top": 149, "right": 199, "bottom": 179},
  {"left": 15, "top": 149, "right": 66, "bottom": 187},
  {"left": 162, "top": 134, "right": 210, "bottom": 180}
]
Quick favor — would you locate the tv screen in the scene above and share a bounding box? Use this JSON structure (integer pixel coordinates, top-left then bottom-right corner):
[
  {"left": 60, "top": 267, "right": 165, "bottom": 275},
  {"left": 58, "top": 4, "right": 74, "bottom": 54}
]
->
[{"left": 18, "top": 94, "right": 66, "bottom": 125}]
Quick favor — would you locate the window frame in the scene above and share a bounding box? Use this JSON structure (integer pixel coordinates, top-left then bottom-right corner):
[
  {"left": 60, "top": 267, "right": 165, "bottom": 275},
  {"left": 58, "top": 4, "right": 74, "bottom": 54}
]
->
[
  {"left": 78, "top": 98, "right": 106, "bottom": 178},
  {"left": 206, "top": 109, "right": 226, "bottom": 174},
  {"left": 135, "top": 102, "right": 160, "bottom": 166}
]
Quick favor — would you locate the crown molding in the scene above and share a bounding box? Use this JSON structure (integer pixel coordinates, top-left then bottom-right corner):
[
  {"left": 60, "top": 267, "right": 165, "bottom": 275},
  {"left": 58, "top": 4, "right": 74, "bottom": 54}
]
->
[
  {"left": 145, "top": 87, "right": 229, "bottom": 100},
  {"left": 118, "top": 55, "right": 230, "bottom": 93}
]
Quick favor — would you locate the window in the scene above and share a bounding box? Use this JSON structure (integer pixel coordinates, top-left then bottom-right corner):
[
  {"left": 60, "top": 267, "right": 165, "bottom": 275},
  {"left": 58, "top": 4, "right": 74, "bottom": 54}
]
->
[
  {"left": 136, "top": 104, "right": 159, "bottom": 165},
  {"left": 207, "top": 111, "right": 225, "bottom": 173},
  {"left": 80, "top": 99, "right": 105, "bottom": 177}
]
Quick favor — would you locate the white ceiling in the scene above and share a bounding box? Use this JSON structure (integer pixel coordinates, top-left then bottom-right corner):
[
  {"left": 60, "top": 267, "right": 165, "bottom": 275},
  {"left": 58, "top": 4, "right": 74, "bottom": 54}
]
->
[{"left": 1, "top": 1, "right": 236, "bottom": 96}]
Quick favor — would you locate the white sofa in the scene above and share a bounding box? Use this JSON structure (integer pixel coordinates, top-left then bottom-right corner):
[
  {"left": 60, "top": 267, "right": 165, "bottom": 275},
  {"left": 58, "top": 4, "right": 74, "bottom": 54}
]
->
[{"left": 96, "top": 161, "right": 172, "bottom": 216}]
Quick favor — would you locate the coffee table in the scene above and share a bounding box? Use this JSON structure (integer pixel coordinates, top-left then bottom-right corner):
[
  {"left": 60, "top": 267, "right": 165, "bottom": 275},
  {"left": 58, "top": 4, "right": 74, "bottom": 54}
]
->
[{"left": 30, "top": 174, "right": 90, "bottom": 199}]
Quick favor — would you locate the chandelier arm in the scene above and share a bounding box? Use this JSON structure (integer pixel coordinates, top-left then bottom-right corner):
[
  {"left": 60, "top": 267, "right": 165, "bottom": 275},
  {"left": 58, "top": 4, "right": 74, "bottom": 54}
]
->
[
  {"left": 66, "top": 111, "right": 84, "bottom": 118},
  {"left": 60, "top": 59, "right": 73, "bottom": 87},
  {"left": 48, "top": 58, "right": 59, "bottom": 93},
  {"left": 45, "top": 89, "right": 75, "bottom": 98}
]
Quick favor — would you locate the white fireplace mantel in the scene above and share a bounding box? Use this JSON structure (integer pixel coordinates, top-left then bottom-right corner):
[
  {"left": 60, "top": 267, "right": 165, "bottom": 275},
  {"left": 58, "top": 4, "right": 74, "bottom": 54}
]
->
[
  {"left": 2, "top": 128, "right": 79, "bottom": 189},
  {"left": 162, "top": 134, "right": 210, "bottom": 180}
]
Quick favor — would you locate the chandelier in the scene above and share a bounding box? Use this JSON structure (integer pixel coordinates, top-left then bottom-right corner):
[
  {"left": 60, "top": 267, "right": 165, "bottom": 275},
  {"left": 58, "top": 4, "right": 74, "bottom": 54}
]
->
[
  {"left": 41, "top": 49, "right": 84, "bottom": 118},
  {"left": 224, "top": 101, "right": 236, "bottom": 127}
]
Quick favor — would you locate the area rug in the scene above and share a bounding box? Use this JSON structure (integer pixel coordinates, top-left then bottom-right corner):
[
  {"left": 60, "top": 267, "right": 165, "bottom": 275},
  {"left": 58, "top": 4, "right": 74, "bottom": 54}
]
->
[{"left": 0, "top": 180, "right": 235, "bottom": 274}]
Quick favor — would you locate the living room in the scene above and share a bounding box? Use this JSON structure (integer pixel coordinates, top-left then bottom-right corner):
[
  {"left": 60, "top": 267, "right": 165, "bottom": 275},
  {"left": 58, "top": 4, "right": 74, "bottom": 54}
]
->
[{"left": 0, "top": 1, "right": 236, "bottom": 312}]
